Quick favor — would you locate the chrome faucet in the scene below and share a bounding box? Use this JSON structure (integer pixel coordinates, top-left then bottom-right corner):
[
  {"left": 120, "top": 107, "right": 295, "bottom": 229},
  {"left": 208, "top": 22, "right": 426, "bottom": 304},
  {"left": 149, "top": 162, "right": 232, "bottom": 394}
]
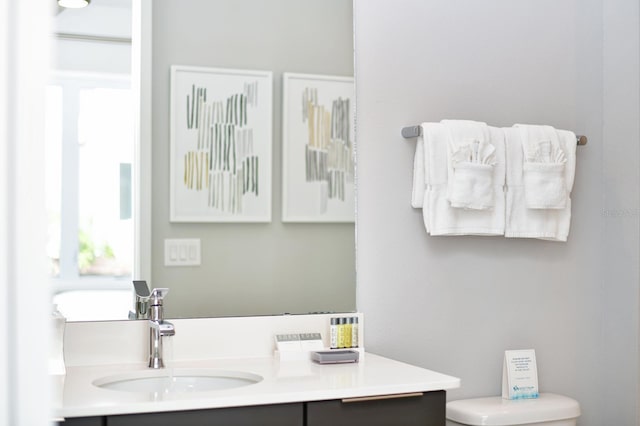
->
[{"left": 147, "top": 288, "right": 175, "bottom": 369}]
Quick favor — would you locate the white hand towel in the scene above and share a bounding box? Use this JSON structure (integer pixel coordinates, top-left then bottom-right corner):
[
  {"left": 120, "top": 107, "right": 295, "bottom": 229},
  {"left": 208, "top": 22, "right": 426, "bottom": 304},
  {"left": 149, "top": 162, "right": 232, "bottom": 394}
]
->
[
  {"left": 504, "top": 126, "right": 576, "bottom": 241},
  {"left": 516, "top": 124, "right": 569, "bottom": 209},
  {"left": 422, "top": 122, "right": 505, "bottom": 236},
  {"left": 411, "top": 135, "right": 426, "bottom": 208},
  {"left": 442, "top": 120, "right": 497, "bottom": 210},
  {"left": 421, "top": 122, "right": 448, "bottom": 234}
]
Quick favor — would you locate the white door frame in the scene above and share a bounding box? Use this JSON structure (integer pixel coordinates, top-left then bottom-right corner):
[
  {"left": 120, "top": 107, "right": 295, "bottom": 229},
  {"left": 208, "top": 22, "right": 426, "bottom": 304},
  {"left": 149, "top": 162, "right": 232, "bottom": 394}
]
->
[{"left": 1, "top": 0, "right": 52, "bottom": 425}]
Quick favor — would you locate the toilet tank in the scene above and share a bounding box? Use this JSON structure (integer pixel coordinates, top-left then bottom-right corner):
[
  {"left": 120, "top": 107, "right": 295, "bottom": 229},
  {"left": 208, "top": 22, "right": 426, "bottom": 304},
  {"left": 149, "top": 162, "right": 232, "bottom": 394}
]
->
[{"left": 446, "top": 393, "right": 580, "bottom": 426}]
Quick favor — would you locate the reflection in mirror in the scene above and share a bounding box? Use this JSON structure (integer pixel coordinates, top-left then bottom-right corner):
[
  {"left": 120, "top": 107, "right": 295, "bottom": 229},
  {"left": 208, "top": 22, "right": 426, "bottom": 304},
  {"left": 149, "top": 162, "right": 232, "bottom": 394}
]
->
[
  {"left": 48, "top": 0, "right": 135, "bottom": 321},
  {"left": 49, "top": 0, "right": 356, "bottom": 321}
]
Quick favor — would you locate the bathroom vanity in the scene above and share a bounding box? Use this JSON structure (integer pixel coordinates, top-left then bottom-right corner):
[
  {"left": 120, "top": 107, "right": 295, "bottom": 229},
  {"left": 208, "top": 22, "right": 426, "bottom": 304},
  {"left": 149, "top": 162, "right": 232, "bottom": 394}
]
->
[
  {"left": 54, "top": 314, "right": 459, "bottom": 425},
  {"left": 61, "top": 392, "right": 444, "bottom": 426}
]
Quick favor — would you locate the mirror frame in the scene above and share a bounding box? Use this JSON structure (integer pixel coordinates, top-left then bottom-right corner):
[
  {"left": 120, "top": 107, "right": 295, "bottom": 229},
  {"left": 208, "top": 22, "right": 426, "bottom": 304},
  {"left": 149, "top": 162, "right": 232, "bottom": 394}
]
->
[{"left": 132, "top": 0, "right": 152, "bottom": 283}]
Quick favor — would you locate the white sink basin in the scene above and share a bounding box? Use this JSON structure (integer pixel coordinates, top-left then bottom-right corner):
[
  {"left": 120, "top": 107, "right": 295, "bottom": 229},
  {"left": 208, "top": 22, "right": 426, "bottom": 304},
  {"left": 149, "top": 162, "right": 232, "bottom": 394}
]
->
[{"left": 93, "top": 368, "right": 262, "bottom": 394}]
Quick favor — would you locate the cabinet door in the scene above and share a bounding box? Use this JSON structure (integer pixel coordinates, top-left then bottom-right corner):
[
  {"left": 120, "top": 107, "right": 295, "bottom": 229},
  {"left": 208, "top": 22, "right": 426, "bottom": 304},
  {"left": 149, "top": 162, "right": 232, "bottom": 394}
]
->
[
  {"left": 57, "top": 417, "right": 105, "bottom": 426},
  {"left": 106, "top": 403, "right": 303, "bottom": 426},
  {"left": 306, "top": 390, "right": 446, "bottom": 426}
]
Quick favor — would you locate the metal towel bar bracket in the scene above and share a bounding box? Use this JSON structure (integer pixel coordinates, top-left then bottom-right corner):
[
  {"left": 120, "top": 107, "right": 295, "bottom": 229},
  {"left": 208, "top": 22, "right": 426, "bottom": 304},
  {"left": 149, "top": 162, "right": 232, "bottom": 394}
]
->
[{"left": 401, "top": 125, "right": 587, "bottom": 146}]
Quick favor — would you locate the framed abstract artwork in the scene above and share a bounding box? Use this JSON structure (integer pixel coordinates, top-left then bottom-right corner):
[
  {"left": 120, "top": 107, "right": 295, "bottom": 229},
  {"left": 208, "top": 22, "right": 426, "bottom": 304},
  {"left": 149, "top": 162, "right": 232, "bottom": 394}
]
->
[
  {"left": 170, "top": 65, "right": 272, "bottom": 222},
  {"left": 282, "top": 73, "right": 355, "bottom": 222}
]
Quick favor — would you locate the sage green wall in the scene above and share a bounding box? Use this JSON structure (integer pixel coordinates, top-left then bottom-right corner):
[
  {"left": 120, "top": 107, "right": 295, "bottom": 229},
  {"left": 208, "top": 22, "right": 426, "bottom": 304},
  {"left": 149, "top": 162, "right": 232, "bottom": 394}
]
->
[{"left": 151, "top": 0, "right": 356, "bottom": 318}]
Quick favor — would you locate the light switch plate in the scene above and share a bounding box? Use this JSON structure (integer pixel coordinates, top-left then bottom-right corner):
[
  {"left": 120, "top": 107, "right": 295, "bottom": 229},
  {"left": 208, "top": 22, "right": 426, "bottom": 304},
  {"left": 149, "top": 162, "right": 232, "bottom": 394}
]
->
[{"left": 164, "top": 238, "right": 201, "bottom": 266}]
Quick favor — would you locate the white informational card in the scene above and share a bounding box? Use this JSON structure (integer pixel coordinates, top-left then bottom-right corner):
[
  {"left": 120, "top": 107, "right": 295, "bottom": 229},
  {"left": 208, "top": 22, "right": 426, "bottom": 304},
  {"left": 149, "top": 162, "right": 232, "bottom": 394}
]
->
[{"left": 502, "top": 349, "right": 539, "bottom": 400}]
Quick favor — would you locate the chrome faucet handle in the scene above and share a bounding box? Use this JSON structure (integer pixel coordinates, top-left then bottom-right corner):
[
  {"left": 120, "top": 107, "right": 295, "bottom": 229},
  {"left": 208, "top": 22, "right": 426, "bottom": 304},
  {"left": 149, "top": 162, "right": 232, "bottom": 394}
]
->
[
  {"left": 149, "top": 288, "right": 170, "bottom": 305},
  {"left": 130, "top": 280, "right": 151, "bottom": 319},
  {"left": 148, "top": 288, "right": 171, "bottom": 323},
  {"left": 133, "top": 280, "right": 151, "bottom": 298}
]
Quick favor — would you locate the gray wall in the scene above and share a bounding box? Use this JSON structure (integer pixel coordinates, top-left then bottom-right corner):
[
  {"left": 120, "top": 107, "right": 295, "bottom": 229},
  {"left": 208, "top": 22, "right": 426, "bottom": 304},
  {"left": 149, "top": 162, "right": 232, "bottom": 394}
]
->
[
  {"left": 151, "top": 0, "right": 356, "bottom": 318},
  {"left": 354, "top": 1, "right": 639, "bottom": 425}
]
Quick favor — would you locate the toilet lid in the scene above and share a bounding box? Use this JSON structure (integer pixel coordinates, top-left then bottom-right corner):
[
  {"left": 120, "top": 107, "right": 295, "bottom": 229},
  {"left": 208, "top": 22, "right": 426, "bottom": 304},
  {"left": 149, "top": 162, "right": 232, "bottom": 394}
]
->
[{"left": 446, "top": 393, "right": 580, "bottom": 426}]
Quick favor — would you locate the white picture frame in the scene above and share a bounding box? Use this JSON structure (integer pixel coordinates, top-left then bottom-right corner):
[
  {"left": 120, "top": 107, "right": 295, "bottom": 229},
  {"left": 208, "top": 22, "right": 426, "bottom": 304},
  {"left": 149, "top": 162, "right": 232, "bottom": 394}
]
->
[
  {"left": 282, "top": 73, "right": 355, "bottom": 222},
  {"left": 170, "top": 65, "right": 272, "bottom": 222}
]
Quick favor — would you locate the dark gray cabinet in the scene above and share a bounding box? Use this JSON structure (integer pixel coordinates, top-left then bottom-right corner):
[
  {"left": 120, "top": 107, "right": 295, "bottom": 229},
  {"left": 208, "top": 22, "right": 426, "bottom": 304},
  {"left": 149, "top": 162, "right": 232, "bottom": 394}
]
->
[
  {"left": 57, "top": 417, "right": 104, "bottom": 426},
  {"left": 307, "top": 391, "right": 445, "bottom": 426},
  {"left": 59, "top": 391, "right": 445, "bottom": 426},
  {"left": 106, "top": 403, "right": 302, "bottom": 426}
]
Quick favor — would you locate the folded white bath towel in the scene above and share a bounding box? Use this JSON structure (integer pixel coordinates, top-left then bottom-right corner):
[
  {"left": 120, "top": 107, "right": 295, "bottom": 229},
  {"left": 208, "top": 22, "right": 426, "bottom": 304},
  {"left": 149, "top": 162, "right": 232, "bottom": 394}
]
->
[
  {"left": 419, "top": 121, "right": 505, "bottom": 236},
  {"left": 442, "top": 120, "right": 497, "bottom": 210},
  {"left": 516, "top": 124, "right": 569, "bottom": 209},
  {"left": 504, "top": 125, "right": 576, "bottom": 241}
]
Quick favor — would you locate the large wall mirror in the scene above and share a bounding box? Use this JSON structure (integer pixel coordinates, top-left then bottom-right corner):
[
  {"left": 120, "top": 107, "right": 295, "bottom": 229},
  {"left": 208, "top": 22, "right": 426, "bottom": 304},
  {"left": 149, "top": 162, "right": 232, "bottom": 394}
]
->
[{"left": 50, "top": 0, "right": 356, "bottom": 321}]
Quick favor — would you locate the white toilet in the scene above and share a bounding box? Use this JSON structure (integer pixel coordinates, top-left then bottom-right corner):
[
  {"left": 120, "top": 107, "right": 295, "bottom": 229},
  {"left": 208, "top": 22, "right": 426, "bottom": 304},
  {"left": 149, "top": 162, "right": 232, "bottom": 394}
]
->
[{"left": 446, "top": 393, "right": 580, "bottom": 426}]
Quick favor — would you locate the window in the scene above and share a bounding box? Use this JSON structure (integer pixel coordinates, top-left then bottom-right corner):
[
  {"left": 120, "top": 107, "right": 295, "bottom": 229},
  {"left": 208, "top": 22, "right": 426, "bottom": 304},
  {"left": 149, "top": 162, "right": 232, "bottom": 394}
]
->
[{"left": 46, "top": 73, "right": 133, "bottom": 298}]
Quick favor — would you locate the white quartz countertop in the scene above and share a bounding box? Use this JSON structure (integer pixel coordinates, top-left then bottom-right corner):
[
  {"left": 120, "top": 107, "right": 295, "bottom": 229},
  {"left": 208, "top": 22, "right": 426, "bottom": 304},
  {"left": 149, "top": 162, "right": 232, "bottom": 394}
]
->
[{"left": 56, "top": 352, "right": 460, "bottom": 419}]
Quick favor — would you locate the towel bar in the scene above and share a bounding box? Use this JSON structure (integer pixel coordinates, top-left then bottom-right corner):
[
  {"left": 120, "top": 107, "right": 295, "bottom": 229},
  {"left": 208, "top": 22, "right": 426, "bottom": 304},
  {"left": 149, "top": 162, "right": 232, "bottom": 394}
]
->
[{"left": 401, "top": 125, "right": 587, "bottom": 146}]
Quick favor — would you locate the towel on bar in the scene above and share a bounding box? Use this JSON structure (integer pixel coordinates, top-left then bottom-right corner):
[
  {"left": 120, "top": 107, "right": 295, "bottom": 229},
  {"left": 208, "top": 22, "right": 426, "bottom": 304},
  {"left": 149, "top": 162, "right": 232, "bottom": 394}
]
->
[
  {"left": 516, "top": 124, "right": 569, "bottom": 209},
  {"left": 416, "top": 121, "right": 505, "bottom": 236},
  {"left": 411, "top": 135, "right": 426, "bottom": 208},
  {"left": 442, "top": 120, "right": 497, "bottom": 210},
  {"left": 504, "top": 125, "right": 576, "bottom": 241}
]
